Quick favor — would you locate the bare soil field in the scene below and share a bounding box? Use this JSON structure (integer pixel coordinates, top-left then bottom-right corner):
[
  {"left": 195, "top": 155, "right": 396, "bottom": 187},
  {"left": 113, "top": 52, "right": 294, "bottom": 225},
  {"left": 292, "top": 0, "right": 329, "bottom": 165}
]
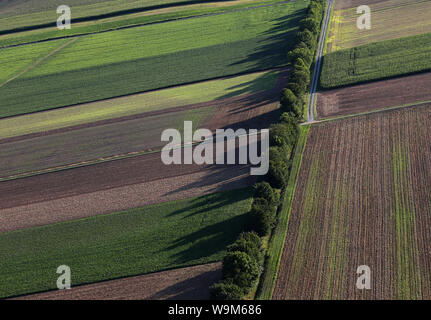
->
[
  {"left": 328, "top": 0, "right": 431, "bottom": 52},
  {"left": 316, "top": 71, "right": 431, "bottom": 119},
  {"left": 273, "top": 104, "right": 431, "bottom": 299},
  {"left": 12, "top": 262, "right": 221, "bottom": 300},
  {"left": 0, "top": 149, "right": 255, "bottom": 233}
]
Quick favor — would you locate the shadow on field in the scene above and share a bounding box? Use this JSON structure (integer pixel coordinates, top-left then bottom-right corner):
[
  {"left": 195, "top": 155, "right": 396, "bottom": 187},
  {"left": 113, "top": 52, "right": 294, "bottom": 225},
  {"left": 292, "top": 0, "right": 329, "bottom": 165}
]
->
[
  {"left": 166, "top": 187, "right": 252, "bottom": 218},
  {"left": 216, "top": 10, "right": 305, "bottom": 98},
  {"left": 148, "top": 267, "right": 222, "bottom": 300},
  {"left": 166, "top": 212, "right": 253, "bottom": 263}
]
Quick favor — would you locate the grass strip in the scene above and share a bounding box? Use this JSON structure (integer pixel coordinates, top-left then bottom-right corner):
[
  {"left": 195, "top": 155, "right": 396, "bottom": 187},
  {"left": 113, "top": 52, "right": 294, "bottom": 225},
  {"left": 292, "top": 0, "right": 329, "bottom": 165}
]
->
[{"left": 255, "top": 125, "right": 310, "bottom": 299}]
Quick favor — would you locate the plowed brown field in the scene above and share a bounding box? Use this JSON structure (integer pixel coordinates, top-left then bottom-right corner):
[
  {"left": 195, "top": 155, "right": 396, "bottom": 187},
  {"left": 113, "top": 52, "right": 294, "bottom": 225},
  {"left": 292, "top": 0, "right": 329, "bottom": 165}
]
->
[
  {"left": 12, "top": 262, "right": 221, "bottom": 300},
  {"left": 317, "top": 72, "right": 431, "bottom": 119},
  {"left": 273, "top": 104, "right": 431, "bottom": 299}
]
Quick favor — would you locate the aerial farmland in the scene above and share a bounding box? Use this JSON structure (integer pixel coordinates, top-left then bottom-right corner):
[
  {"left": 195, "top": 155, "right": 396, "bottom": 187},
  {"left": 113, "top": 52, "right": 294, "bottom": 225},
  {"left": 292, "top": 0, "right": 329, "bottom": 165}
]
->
[{"left": 1, "top": 0, "right": 430, "bottom": 308}]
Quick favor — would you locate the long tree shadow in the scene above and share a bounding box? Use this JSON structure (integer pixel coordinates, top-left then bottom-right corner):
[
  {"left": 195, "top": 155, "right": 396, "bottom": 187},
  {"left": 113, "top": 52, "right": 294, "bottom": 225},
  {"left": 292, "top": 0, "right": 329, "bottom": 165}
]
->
[
  {"left": 147, "top": 266, "right": 222, "bottom": 300},
  {"left": 224, "top": 9, "right": 306, "bottom": 79},
  {"left": 165, "top": 213, "right": 253, "bottom": 264},
  {"left": 166, "top": 187, "right": 252, "bottom": 218}
]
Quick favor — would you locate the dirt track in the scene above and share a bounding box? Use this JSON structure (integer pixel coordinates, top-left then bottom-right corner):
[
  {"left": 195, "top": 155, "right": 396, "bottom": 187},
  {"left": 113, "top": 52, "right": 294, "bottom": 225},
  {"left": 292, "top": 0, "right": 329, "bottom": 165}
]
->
[
  {"left": 12, "top": 262, "right": 221, "bottom": 300},
  {"left": 317, "top": 72, "right": 431, "bottom": 119}
]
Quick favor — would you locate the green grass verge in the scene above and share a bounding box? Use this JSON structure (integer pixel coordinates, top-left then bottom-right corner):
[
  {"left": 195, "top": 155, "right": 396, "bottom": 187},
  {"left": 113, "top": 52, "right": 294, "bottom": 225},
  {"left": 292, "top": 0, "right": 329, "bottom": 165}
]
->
[
  {"left": 0, "top": 188, "right": 253, "bottom": 299},
  {"left": 255, "top": 125, "right": 310, "bottom": 300},
  {"left": 0, "top": 2, "right": 306, "bottom": 118},
  {"left": 320, "top": 31, "right": 431, "bottom": 89},
  {"left": 0, "top": 0, "right": 285, "bottom": 47}
]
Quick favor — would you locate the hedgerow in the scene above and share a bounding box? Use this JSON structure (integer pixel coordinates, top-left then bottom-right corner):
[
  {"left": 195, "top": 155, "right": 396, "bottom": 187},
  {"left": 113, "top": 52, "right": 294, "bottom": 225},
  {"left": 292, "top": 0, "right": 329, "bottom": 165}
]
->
[{"left": 211, "top": 0, "right": 324, "bottom": 300}]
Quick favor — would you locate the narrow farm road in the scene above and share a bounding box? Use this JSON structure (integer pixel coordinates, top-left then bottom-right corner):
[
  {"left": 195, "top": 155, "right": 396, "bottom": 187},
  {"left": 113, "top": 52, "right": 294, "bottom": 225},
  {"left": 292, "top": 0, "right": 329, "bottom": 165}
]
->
[{"left": 306, "top": 0, "right": 333, "bottom": 123}]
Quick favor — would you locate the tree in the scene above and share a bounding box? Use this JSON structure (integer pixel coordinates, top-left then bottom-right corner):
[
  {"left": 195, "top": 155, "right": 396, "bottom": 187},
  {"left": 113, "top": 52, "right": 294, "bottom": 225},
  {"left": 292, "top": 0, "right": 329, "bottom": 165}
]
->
[
  {"left": 288, "top": 46, "right": 313, "bottom": 67},
  {"left": 222, "top": 251, "right": 260, "bottom": 290},
  {"left": 280, "top": 88, "right": 297, "bottom": 113},
  {"left": 300, "top": 17, "right": 320, "bottom": 34},
  {"left": 267, "top": 146, "right": 290, "bottom": 189},
  {"left": 254, "top": 182, "right": 279, "bottom": 207},
  {"left": 210, "top": 281, "right": 244, "bottom": 300},
  {"left": 227, "top": 232, "right": 264, "bottom": 267},
  {"left": 296, "top": 29, "right": 316, "bottom": 51}
]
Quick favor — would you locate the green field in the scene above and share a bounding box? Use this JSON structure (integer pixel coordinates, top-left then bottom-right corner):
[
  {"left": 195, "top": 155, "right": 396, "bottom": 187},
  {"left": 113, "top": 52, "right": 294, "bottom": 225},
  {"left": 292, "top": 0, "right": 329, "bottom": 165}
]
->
[
  {"left": 0, "top": 38, "right": 69, "bottom": 84},
  {"left": 0, "top": 2, "right": 306, "bottom": 118},
  {"left": 0, "top": 0, "right": 281, "bottom": 48},
  {"left": 0, "top": 0, "right": 202, "bottom": 32},
  {"left": 0, "top": 70, "right": 278, "bottom": 139},
  {"left": 320, "top": 32, "right": 431, "bottom": 89},
  {"left": 0, "top": 188, "right": 253, "bottom": 298}
]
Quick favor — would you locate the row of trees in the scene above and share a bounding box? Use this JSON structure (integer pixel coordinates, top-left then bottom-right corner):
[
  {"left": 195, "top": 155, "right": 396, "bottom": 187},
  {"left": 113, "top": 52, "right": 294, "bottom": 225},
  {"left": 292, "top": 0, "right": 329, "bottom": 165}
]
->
[
  {"left": 281, "top": 0, "right": 324, "bottom": 119},
  {"left": 210, "top": 0, "right": 324, "bottom": 300}
]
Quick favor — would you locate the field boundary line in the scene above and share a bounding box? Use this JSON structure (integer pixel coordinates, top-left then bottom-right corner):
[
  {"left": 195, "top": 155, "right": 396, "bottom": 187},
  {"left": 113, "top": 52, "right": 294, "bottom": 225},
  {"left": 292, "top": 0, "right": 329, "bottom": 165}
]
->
[
  {"left": 255, "top": 125, "right": 310, "bottom": 300},
  {"left": 0, "top": 38, "right": 77, "bottom": 88},
  {"left": 0, "top": 66, "right": 287, "bottom": 122},
  {"left": 317, "top": 99, "right": 431, "bottom": 124},
  {"left": 6, "top": 261, "right": 222, "bottom": 300},
  {"left": 0, "top": 131, "right": 265, "bottom": 183}
]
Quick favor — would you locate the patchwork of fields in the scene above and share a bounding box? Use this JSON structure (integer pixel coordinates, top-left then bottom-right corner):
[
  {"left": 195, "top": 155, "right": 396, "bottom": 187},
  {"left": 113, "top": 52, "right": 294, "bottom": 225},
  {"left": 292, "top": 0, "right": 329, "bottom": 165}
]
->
[
  {"left": 0, "top": 1, "right": 306, "bottom": 118},
  {"left": 274, "top": 105, "right": 431, "bottom": 299},
  {"left": 0, "top": 0, "right": 304, "bottom": 300},
  {"left": 269, "top": 0, "right": 431, "bottom": 301},
  {"left": 0, "top": 188, "right": 253, "bottom": 298},
  {"left": 4, "top": 0, "right": 431, "bottom": 302}
]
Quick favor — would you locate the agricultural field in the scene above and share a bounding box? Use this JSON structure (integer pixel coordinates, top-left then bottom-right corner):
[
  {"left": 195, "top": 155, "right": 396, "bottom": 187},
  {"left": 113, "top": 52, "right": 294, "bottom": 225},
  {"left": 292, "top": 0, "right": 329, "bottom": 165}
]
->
[
  {"left": 13, "top": 262, "right": 222, "bottom": 300},
  {"left": 0, "top": 187, "right": 253, "bottom": 298},
  {"left": 326, "top": 0, "right": 431, "bottom": 53},
  {"left": 0, "top": 0, "right": 324, "bottom": 302},
  {"left": 0, "top": 0, "right": 201, "bottom": 32},
  {"left": 273, "top": 105, "right": 431, "bottom": 299},
  {"left": 320, "top": 31, "right": 431, "bottom": 88},
  {"left": 317, "top": 71, "right": 431, "bottom": 119},
  {"left": 0, "top": 68, "right": 285, "bottom": 181},
  {"left": 0, "top": 1, "right": 305, "bottom": 118},
  {"left": 0, "top": 69, "right": 280, "bottom": 139},
  {"left": 0, "top": 153, "right": 256, "bottom": 233},
  {"left": 0, "top": 0, "right": 283, "bottom": 47}
]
